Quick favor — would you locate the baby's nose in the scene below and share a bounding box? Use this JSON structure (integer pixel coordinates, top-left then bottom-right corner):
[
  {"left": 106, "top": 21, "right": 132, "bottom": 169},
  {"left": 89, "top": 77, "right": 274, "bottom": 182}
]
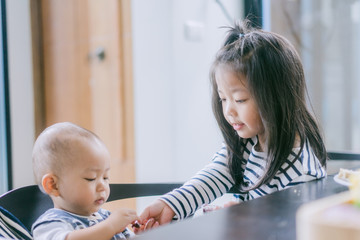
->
[{"left": 97, "top": 179, "right": 108, "bottom": 191}]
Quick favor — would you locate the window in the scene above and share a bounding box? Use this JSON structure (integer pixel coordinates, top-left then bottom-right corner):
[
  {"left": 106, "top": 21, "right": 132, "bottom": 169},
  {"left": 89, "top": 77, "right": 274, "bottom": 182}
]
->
[
  {"left": 267, "top": 0, "right": 360, "bottom": 152},
  {"left": 0, "top": 0, "right": 11, "bottom": 194}
]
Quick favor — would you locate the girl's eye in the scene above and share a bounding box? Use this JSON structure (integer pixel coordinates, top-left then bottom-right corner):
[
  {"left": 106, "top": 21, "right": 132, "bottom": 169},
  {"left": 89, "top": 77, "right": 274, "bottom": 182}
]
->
[
  {"left": 235, "top": 99, "right": 246, "bottom": 103},
  {"left": 219, "top": 98, "right": 226, "bottom": 102},
  {"left": 103, "top": 177, "right": 109, "bottom": 181}
]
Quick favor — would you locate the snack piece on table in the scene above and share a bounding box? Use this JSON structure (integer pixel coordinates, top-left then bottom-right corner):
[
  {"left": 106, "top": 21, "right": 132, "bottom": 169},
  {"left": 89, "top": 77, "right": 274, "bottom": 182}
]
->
[
  {"left": 349, "top": 170, "right": 360, "bottom": 206},
  {"left": 338, "top": 168, "right": 360, "bottom": 181},
  {"left": 132, "top": 220, "right": 141, "bottom": 229}
]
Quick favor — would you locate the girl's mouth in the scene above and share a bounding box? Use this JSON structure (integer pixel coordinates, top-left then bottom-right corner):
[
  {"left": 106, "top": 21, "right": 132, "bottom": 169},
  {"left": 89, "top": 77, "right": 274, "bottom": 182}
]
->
[{"left": 232, "top": 123, "right": 244, "bottom": 131}]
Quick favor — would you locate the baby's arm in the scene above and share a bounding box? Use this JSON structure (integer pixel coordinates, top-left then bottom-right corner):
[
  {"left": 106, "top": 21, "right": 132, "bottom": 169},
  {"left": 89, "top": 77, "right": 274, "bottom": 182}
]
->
[{"left": 66, "top": 208, "right": 139, "bottom": 240}]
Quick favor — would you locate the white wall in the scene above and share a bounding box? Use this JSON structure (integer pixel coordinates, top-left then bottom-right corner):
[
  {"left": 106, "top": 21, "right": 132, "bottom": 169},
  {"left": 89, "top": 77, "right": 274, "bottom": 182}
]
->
[
  {"left": 6, "top": 0, "right": 35, "bottom": 188},
  {"left": 132, "top": 0, "right": 243, "bottom": 184},
  {"left": 132, "top": 0, "right": 243, "bottom": 212}
]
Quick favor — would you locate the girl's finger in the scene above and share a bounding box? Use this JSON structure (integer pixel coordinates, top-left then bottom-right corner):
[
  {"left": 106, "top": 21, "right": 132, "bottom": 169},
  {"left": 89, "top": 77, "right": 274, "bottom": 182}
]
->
[
  {"left": 144, "top": 218, "right": 155, "bottom": 230},
  {"left": 153, "top": 221, "right": 160, "bottom": 228}
]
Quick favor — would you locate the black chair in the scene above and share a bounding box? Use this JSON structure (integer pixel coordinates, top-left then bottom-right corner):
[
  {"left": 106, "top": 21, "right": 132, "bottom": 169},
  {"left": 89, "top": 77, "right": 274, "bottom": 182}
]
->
[
  {"left": 0, "top": 183, "right": 183, "bottom": 232},
  {"left": 327, "top": 151, "right": 360, "bottom": 160}
]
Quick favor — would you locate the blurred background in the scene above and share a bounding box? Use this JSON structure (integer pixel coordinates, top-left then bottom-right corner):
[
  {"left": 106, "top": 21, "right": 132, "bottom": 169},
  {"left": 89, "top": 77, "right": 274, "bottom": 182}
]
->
[{"left": 1, "top": 0, "right": 359, "bottom": 210}]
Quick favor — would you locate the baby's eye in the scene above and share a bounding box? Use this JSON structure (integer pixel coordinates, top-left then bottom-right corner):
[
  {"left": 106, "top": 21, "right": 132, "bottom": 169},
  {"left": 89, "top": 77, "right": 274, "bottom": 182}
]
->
[
  {"left": 219, "top": 98, "right": 226, "bottom": 102},
  {"left": 85, "top": 178, "right": 95, "bottom": 182},
  {"left": 103, "top": 177, "right": 109, "bottom": 181}
]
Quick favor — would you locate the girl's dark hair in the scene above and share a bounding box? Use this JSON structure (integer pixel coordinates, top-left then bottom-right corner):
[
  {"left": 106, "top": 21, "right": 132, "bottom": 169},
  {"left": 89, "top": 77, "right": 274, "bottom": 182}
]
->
[{"left": 210, "top": 20, "right": 327, "bottom": 191}]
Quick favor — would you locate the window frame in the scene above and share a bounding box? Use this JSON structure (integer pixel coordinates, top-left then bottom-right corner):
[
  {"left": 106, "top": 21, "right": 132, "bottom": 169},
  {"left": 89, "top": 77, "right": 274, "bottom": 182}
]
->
[{"left": 0, "top": 0, "right": 12, "bottom": 194}]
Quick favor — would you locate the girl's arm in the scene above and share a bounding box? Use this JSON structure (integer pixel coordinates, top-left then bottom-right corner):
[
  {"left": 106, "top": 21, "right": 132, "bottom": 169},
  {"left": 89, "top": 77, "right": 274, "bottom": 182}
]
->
[{"left": 159, "top": 144, "right": 235, "bottom": 220}]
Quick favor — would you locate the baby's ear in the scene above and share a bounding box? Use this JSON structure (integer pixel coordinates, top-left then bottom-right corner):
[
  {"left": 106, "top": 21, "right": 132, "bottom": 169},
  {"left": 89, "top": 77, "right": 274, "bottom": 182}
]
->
[{"left": 42, "top": 173, "right": 60, "bottom": 197}]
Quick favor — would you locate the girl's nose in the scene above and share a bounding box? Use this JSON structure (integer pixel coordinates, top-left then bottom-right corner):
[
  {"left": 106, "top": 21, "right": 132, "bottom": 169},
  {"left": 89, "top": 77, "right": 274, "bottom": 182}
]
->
[{"left": 224, "top": 101, "right": 236, "bottom": 117}]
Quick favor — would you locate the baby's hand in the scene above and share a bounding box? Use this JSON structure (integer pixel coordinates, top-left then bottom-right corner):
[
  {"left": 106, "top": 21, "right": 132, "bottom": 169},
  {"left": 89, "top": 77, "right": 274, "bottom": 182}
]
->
[
  {"left": 132, "top": 218, "right": 159, "bottom": 234},
  {"left": 108, "top": 208, "right": 139, "bottom": 233}
]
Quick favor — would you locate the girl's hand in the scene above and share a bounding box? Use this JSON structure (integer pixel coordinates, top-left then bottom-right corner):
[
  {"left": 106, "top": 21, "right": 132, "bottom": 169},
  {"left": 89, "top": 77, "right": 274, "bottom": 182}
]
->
[
  {"left": 139, "top": 200, "right": 175, "bottom": 226},
  {"left": 223, "top": 201, "right": 238, "bottom": 208},
  {"left": 202, "top": 201, "right": 238, "bottom": 213}
]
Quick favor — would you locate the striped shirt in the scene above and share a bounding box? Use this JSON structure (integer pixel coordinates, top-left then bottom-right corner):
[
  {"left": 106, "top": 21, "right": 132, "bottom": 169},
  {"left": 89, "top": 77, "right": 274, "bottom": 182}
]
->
[{"left": 161, "top": 137, "right": 326, "bottom": 220}]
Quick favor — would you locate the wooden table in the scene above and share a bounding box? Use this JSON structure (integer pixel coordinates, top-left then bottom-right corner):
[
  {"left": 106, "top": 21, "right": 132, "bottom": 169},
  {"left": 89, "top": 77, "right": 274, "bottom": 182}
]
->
[{"left": 134, "top": 174, "right": 351, "bottom": 240}]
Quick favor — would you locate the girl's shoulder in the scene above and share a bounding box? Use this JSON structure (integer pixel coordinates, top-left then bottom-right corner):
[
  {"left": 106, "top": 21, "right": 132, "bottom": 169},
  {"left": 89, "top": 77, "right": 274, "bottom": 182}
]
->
[
  {"left": 243, "top": 136, "right": 259, "bottom": 157},
  {"left": 216, "top": 137, "right": 254, "bottom": 157}
]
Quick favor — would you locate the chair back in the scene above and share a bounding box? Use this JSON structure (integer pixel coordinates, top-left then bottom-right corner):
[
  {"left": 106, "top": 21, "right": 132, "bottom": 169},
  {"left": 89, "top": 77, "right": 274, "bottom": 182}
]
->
[
  {"left": 0, "top": 183, "right": 183, "bottom": 231},
  {"left": 0, "top": 185, "right": 52, "bottom": 232}
]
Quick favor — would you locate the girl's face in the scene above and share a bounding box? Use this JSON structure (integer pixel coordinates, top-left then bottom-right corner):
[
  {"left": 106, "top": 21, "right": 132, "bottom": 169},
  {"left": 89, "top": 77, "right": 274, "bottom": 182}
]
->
[
  {"left": 55, "top": 139, "right": 111, "bottom": 216},
  {"left": 216, "top": 66, "right": 265, "bottom": 148}
]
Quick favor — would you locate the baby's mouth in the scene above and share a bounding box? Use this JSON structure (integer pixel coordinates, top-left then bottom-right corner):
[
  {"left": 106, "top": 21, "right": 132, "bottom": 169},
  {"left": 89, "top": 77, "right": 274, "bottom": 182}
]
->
[{"left": 95, "top": 197, "right": 105, "bottom": 205}]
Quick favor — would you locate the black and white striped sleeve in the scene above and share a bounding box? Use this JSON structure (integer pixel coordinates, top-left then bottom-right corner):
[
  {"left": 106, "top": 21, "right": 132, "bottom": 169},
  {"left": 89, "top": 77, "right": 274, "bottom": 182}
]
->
[{"left": 160, "top": 144, "right": 234, "bottom": 220}]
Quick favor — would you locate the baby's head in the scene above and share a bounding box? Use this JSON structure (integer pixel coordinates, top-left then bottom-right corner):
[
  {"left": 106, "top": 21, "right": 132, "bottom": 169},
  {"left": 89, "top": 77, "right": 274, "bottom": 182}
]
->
[{"left": 32, "top": 122, "right": 111, "bottom": 215}]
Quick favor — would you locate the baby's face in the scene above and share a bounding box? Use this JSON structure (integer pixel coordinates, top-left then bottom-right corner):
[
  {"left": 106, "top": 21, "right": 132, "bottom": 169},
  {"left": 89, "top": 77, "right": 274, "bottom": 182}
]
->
[{"left": 55, "top": 139, "right": 111, "bottom": 216}]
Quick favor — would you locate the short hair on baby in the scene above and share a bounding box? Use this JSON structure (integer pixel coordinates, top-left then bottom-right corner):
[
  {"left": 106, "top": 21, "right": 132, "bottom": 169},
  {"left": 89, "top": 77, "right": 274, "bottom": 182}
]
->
[{"left": 32, "top": 122, "right": 102, "bottom": 191}]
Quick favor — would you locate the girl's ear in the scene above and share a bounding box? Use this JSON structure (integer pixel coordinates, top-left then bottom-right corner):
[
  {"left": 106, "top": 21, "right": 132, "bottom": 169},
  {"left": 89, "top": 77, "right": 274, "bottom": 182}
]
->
[{"left": 42, "top": 173, "right": 60, "bottom": 197}]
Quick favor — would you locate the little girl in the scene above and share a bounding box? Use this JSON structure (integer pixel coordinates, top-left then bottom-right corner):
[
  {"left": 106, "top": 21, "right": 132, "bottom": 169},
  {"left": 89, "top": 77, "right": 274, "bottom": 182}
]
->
[{"left": 138, "top": 20, "right": 327, "bottom": 225}]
